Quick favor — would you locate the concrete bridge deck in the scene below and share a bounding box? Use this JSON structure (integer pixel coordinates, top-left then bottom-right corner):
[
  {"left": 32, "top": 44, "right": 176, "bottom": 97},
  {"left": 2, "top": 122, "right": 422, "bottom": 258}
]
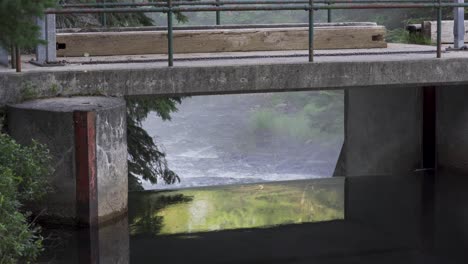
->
[{"left": 1, "top": 43, "right": 468, "bottom": 106}]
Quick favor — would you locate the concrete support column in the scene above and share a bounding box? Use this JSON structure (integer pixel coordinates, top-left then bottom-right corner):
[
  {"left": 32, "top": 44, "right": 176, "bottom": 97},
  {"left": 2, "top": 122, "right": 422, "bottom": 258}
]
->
[
  {"left": 434, "top": 85, "right": 468, "bottom": 254},
  {"left": 341, "top": 86, "right": 428, "bottom": 247},
  {"left": 36, "top": 14, "right": 57, "bottom": 64},
  {"left": 7, "top": 97, "right": 127, "bottom": 226},
  {"left": 341, "top": 86, "right": 423, "bottom": 176},
  {"left": 0, "top": 47, "right": 8, "bottom": 66},
  {"left": 453, "top": 0, "right": 466, "bottom": 49}
]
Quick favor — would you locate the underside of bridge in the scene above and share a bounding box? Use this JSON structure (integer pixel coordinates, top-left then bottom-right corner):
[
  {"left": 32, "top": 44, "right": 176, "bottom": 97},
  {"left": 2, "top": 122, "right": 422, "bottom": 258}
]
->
[{"left": 4, "top": 83, "right": 468, "bottom": 264}]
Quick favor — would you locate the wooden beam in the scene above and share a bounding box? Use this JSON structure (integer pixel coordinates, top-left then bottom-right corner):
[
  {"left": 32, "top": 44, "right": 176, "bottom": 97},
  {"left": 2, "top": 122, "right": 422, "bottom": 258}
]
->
[{"left": 57, "top": 26, "right": 387, "bottom": 57}]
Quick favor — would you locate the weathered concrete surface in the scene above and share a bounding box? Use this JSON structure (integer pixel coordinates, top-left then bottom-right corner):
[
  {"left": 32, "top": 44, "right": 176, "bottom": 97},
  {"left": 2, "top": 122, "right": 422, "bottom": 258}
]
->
[
  {"left": 423, "top": 20, "right": 468, "bottom": 44},
  {"left": 344, "top": 86, "right": 423, "bottom": 176},
  {"left": 96, "top": 102, "right": 128, "bottom": 223},
  {"left": 2, "top": 51, "right": 468, "bottom": 106},
  {"left": 434, "top": 86, "right": 468, "bottom": 255},
  {"left": 7, "top": 97, "right": 127, "bottom": 225},
  {"left": 436, "top": 85, "right": 468, "bottom": 172}
]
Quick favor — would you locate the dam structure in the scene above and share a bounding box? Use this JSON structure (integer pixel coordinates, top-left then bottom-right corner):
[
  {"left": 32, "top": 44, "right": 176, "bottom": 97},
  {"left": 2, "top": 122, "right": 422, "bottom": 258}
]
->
[{"left": 1, "top": 0, "right": 468, "bottom": 238}]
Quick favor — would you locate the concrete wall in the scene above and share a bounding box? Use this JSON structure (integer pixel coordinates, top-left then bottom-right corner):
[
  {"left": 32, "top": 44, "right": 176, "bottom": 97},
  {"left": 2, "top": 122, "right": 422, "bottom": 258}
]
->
[
  {"left": 8, "top": 107, "right": 77, "bottom": 219},
  {"left": 344, "top": 86, "right": 422, "bottom": 176},
  {"left": 437, "top": 85, "right": 468, "bottom": 172},
  {"left": 2, "top": 58, "right": 468, "bottom": 106},
  {"left": 7, "top": 97, "right": 128, "bottom": 225},
  {"left": 434, "top": 85, "right": 468, "bottom": 255},
  {"left": 96, "top": 104, "right": 128, "bottom": 222}
]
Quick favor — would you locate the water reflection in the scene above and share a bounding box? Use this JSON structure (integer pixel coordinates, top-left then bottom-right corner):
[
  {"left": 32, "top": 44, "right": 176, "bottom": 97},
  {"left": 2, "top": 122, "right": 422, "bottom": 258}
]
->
[
  {"left": 39, "top": 172, "right": 468, "bottom": 264},
  {"left": 129, "top": 178, "right": 345, "bottom": 236}
]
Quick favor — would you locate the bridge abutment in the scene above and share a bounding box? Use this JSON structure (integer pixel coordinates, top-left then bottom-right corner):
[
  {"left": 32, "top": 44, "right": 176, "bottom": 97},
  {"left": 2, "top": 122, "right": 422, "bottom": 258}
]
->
[
  {"left": 340, "top": 86, "right": 423, "bottom": 177},
  {"left": 7, "top": 97, "right": 128, "bottom": 226}
]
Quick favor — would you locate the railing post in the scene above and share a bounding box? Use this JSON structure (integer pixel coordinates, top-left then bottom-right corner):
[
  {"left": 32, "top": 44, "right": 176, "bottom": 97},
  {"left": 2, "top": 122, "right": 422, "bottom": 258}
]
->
[
  {"left": 327, "top": 0, "right": 332, "bottom": 23},
  {"left": 100, "top": 0, "right": 108, "bottom": 27},
  {"left": 36, "top": 14, "right": 57, "bottom": 64},
  {"left": 216, "top": 0, "right": 221, "bottom": 25},
  {"left": 15, "top": 45, "right": 21, "bottom": 73},
  {"left": 453, "top": 0, "right": 465, "bottom": 49},
  {"left": 167, "top": 0, "right": 174, "bottom": 67},
  {"left": 309, "top": 0, "right": 314, "bottom": 62},
  {"left": 437, "top": 0, "right": 442, "bottom": 58}
]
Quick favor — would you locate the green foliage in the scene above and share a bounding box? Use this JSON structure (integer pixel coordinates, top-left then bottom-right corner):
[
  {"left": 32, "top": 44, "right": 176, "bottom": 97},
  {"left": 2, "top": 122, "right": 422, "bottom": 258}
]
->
[
  {"left": 0, "top": 0, "right": 56, "bottom": 49},
  {"left": 387, "top": 28, "right": 432, "bottom": 45},
  {"left": 0, "top": 134, "right": 52, "bottom": 264},
  {"left": 127, "top": 97, "right": 182, "bottom": 191}
]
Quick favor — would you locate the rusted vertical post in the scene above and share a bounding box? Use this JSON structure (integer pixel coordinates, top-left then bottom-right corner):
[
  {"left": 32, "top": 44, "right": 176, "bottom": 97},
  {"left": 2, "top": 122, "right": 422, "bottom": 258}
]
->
[
  {"left": 15, "top": 46, "right": 21, "bottom": 72},
  {"left": 74, "top": 111, "right": 98, "bottom": 227},
  {"left": 308, "top": 0, "right": 314, "bottom": 62}
]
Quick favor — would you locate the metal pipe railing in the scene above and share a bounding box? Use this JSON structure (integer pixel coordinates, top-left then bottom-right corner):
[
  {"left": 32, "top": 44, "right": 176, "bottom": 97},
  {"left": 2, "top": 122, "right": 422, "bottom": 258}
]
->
[
  {"left": 46, "top": 3, "right": 468, "bottom": 14},
  {"left": 60, "top": 0, "right": 453, "bottom": 8},
  {"left": 40, "top": 1, "right": 468, "bottom": 67}
]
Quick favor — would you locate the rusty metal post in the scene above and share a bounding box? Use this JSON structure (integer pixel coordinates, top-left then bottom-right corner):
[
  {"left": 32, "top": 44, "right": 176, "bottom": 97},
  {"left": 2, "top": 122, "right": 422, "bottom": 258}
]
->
[
  {"left": 15, "top": 46, "right": 21, "bottom": 72},
  {"left": 74, "top": 111, "right": 98, "bottom": 227}
]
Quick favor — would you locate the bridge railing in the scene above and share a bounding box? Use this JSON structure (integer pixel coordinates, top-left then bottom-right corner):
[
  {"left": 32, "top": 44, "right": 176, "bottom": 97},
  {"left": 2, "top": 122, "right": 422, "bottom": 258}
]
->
[{"left": 27, "top": 0, "right": 468, "bottom": 69}]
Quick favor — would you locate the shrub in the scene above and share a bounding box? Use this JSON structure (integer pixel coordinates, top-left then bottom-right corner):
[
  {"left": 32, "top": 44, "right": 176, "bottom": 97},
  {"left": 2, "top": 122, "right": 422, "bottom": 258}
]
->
[{"left": 0, "top": 133, "right": 52, "bottom": 264}]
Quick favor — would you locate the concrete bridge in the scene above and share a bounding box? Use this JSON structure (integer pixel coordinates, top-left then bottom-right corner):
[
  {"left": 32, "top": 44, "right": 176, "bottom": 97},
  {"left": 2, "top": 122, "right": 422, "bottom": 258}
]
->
[
  {"left": 2, "top": 45, "right": 468, "bottom": 227},
  {"left": 1, "top": 1, "right": 468, "bottom": 228}
]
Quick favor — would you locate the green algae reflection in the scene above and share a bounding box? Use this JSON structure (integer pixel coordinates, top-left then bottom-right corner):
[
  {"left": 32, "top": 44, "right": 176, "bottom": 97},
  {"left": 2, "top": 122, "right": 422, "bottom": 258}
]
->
[{"left": 129, "top": 178, "right": 344, "bottom": 236}]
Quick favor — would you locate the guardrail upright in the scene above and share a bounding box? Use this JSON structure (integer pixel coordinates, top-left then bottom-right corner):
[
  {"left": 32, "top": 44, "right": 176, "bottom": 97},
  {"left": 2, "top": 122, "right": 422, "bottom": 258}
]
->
[
  {"left": 168, "top": 0, "right": 174, "bottom": 66},
  {"left": 437, "top": 0, "right": 442, "bottom": 58},
  {"left": 327, "top": 0, "right": 332, "bottom": 22},
  {"left": 309, "top": 0, "right": 314, "bottom": 62},
  {"left": 216, "top": 0, "right": 221, "bottom": 25}
]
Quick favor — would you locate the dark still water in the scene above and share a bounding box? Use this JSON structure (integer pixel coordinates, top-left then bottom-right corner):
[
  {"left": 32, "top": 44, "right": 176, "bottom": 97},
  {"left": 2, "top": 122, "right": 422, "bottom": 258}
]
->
[{"left": 39, "top": 172, "right": 468, "bottom": 264}]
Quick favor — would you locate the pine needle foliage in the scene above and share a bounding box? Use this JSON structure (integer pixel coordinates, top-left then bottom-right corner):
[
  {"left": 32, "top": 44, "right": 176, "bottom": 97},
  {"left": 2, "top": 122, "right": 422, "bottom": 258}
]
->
[
  {"left": 0, "top": 0, "right": 56, "bottom": 49},
  {"left": 127, "top": 97, "right": 182, "bottom": 191}
]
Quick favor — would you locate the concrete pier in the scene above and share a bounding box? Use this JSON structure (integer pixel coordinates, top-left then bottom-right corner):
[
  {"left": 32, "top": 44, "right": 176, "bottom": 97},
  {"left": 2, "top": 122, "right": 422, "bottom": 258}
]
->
[
  {"left": 341, "top": 86, "right": 423, "bottom": 176},
  {"left": 7, "top": 97, "right": 127, "bottom": 226}
]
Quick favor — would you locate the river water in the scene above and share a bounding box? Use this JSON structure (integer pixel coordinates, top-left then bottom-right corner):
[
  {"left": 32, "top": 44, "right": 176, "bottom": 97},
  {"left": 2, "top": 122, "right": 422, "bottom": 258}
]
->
[{"left": 142, "top": 92, "right": 344, "bottom": 189}]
